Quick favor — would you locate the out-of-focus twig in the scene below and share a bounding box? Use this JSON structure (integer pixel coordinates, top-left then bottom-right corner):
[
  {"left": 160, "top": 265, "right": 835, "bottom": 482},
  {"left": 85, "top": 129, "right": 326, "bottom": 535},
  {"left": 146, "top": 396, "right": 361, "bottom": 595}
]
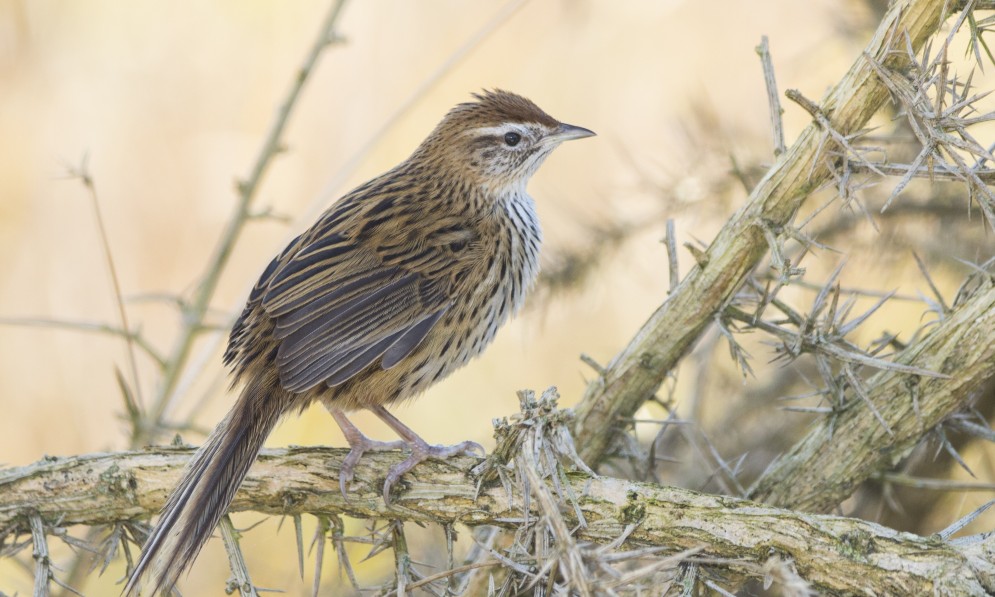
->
[
  {"left": 756, "top": 35, "right": 786, "bottom": 156},
  {"left": 71, "top": 161, "right": 146, "bottom": 417},
  {"left": 0, "top": 318, "right": 166, "bottom": 369},
  {"left": 150, "top": 0, "right": 350, "bottom": 434}
]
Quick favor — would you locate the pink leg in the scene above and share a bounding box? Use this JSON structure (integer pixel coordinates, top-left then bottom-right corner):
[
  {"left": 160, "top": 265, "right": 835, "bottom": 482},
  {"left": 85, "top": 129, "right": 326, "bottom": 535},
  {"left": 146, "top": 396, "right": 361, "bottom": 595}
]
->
[
  {"left": 326, "top": 406, "right": 406, "bottom": 498},
  {"left": 370, "top": 405, "right": 485, "bottom": 503}
]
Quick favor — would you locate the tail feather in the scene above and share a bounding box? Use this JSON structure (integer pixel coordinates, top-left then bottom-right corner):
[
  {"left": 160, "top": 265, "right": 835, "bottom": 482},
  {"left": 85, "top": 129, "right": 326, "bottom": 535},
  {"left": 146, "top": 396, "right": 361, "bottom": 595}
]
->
[{"left": 125, "top": 375, "right": 284, "bottom": 595}]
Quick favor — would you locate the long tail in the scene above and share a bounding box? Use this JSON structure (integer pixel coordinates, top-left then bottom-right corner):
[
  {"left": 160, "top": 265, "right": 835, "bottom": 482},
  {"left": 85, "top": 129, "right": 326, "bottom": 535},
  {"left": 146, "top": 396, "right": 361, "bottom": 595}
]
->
[{"left": 124, "top": 373, "right": 285, "bottom": 596}]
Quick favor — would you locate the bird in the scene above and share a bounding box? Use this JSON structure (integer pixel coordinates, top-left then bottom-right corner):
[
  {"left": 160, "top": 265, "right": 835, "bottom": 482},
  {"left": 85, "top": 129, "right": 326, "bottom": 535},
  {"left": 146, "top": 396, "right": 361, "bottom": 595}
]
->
[{"left": 123, "top": 89, "right": 594, "bottom": 595}]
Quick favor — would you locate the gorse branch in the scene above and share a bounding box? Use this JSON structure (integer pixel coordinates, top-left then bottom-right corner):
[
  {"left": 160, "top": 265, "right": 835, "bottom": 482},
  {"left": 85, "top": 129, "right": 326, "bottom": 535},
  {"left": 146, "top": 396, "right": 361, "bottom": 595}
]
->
[
  {"left": 748, "top": 273, "right": 995, "bottom": 510},
  {"left": 571, "top": 0, "right": 956, "bottom": 468},
  {"left": 0, "top": 436, "right": 991, "bottom": 596}
]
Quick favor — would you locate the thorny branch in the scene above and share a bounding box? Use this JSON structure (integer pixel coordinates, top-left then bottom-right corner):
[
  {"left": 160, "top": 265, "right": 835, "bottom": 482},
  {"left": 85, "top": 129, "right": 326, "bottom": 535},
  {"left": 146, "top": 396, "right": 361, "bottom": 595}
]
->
[
  {"left": 560, "top": 4, "right": 995, "bottom": 592},
  {"left": 571, "top": 0, "right": 959, "bottom": 469},
  {"left": 746, "top": 267, "right": 995, "bottom": 511},
  {"left": 572, "top": 0, "right": 995, "bottom": 524},
  {"left": 1, "top": 390, "right": 993, "bottom": 596}
]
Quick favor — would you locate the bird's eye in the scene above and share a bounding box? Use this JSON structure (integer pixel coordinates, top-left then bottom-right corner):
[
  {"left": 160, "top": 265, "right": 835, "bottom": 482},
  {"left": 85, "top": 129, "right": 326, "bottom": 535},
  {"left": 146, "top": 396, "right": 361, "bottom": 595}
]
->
[{"left": 504, "top": 132, "right": 521, "bottom": 147}]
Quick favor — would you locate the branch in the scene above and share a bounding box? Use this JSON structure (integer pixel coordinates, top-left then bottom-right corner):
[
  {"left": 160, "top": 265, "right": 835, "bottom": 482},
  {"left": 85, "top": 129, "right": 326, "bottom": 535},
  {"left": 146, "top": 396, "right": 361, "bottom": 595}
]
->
[
  {"left": 571, "top": 0, "right": 953, "bottom": 466},
  {"left": 846, "top": 160, "right": 995, "bottom": 183},
  {"left": 748, "top": 277, "right": 995, "bottom": 511},
  {"left": 1, "top": 448, "right": 992, "bottom": 595}
]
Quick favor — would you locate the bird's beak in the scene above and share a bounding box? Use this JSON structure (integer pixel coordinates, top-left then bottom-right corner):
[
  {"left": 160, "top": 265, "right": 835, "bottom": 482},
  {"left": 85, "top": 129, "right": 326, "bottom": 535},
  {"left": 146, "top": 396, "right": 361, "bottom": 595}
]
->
[{"left": 550, "top": 122, "right": 596, "bottom": 142}]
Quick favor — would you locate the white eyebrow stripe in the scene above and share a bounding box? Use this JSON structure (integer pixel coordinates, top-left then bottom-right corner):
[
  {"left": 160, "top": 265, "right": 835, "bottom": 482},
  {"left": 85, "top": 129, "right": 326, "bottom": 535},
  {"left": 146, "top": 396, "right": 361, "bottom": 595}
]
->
[{"left": 467, "top": 123, "right": 530, "bottom": 137}]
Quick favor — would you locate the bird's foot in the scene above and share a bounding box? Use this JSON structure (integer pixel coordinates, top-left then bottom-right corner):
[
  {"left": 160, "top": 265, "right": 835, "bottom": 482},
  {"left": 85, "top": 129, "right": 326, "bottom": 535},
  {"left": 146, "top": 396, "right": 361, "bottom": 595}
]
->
[
  {"left": 328, "top": 406, "right": 406, "bottom": 497},
  {"left": 338, "top": 434, "right": 408, "bottom": 498},
  {"left": 383, "top": 439, "right": 485, "bottom": 504}
]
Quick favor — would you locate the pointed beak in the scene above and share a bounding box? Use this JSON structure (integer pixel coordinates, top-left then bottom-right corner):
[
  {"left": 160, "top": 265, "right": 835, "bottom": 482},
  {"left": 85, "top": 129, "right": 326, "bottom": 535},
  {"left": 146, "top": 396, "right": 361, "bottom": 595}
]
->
[{"left": 550, "top": 122, "right": 596, "bottom": 142}]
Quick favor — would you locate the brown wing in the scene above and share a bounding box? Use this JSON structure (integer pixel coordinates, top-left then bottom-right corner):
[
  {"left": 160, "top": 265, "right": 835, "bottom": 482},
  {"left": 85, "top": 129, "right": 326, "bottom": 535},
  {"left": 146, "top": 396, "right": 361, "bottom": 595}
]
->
[{"left": 256, "top": 193, "right": 478, "bottom": 394}]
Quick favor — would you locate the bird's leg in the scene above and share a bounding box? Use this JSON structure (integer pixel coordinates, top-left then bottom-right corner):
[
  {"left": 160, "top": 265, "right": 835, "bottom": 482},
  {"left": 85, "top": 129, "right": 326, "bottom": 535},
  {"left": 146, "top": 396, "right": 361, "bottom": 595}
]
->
[
  {"left": 370, "top": 405, "right": 485, "bottom": 503},
  {"left": 326, "top": 406, "right": 407, "bottom": 498}
]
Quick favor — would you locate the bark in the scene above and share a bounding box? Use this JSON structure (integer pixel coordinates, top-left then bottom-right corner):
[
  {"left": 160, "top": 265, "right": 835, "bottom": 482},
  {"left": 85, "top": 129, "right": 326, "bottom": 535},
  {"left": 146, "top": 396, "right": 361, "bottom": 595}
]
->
[{"left": 1, "top": 447, "right": 993, "bottom": 595}]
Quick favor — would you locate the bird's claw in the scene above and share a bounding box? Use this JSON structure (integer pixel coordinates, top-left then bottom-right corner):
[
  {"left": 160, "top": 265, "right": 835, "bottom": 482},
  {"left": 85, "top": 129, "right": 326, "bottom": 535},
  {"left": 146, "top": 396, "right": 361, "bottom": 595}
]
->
[
  {"left": 382, "top": 439, "right": 486, "bottom": 504},
  {"left": 338, "top": 436, "right": 406, "bottom": 499}
]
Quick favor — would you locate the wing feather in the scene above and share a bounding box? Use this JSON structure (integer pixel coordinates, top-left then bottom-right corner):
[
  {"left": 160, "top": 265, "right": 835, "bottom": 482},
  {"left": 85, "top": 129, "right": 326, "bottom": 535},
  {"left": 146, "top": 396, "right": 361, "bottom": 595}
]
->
[
  {"left": 255, "top": 191, "right": 476, "bottom": 393},
  {"left": 381, "top": 309, "right": 447, "bottom": 369}
]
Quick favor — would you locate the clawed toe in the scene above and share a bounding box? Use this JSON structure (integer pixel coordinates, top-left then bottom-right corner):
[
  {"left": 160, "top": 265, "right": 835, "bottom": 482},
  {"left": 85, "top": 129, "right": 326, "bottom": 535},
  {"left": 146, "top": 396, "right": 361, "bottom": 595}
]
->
[
  {"left": 457, "top": 440, "right": 485, "bottom": 458},
  {"left": 329, "top": 407, "right": 411, "bottom": 498},
  {"left": 382, "top": 439, "right": 487, "bottom": 504},
  {"left": 339, "top": 450, "right": 358, "bottom": 497},
  {"left": 336, "top": 436, "right": 406, "bottom": 498},
  {"left": 414, "top": 439, "right": 484, "bottom": 460}
]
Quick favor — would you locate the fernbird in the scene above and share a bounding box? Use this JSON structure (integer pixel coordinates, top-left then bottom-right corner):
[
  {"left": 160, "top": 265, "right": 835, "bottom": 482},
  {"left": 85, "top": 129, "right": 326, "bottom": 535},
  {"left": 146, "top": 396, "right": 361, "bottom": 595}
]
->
[{"left": 124, "top": 90, "right": 594, "bottom": 595}]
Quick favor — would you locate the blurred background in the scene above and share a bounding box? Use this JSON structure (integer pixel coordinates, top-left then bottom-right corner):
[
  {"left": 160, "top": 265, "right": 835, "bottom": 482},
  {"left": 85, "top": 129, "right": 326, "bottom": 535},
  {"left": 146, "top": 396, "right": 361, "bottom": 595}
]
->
[{"left": 2, "top": 0, "right": 993, "bottom": 594}]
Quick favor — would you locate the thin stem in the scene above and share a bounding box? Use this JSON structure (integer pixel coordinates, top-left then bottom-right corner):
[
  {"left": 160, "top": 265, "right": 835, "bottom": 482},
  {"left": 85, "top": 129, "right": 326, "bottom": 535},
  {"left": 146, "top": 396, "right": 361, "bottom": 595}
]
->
[
  {"left": 756, "top": 35, "right": 786, "bottom": 156},
  {"left": 30, "top": 515, "right": 50, "bottom": 597},
  {"left": 219, "top": 516, "right": 258, "bottom": 597},
  {"left": 74, "top": 162, "right": 146, "bottom": 417},
  {"left": 0, "top": 317, "right": 166, "bottom": 369},
  {"left": 150, "top": 0, "right": 350, "bottom": 430}
]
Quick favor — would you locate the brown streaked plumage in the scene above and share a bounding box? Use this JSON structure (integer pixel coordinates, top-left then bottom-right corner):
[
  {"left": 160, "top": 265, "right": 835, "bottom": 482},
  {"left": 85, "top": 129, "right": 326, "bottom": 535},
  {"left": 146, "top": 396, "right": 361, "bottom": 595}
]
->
[{"left": 124, "top": 90, "right": 594, "bottom": 595}]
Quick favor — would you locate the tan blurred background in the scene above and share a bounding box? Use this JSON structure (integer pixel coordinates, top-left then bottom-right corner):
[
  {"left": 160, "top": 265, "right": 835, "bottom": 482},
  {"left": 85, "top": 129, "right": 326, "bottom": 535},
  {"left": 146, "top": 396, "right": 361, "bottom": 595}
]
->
[{"left": 3, "top": 0, "right": 991, "bottom": 594}]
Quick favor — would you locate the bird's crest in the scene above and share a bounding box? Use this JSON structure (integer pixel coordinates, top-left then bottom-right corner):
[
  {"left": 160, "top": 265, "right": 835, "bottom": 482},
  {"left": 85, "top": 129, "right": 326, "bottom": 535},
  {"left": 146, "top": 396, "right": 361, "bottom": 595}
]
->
[{"left": 447, "top": 89, "right": 560, "bottom": 128}]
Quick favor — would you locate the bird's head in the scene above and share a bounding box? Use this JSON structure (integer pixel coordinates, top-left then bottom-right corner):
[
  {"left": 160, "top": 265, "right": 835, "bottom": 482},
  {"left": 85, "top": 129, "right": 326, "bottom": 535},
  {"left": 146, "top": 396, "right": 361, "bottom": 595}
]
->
[{"left": 415, "top": 90, "right": 595, "bottom": 192}]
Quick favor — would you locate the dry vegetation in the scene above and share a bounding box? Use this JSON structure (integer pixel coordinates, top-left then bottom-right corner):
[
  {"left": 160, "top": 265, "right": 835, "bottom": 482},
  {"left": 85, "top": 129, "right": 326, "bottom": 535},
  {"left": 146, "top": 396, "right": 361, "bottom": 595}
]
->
[{"left": 3, "top": 0, "right": 995, "bottom": 595}]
